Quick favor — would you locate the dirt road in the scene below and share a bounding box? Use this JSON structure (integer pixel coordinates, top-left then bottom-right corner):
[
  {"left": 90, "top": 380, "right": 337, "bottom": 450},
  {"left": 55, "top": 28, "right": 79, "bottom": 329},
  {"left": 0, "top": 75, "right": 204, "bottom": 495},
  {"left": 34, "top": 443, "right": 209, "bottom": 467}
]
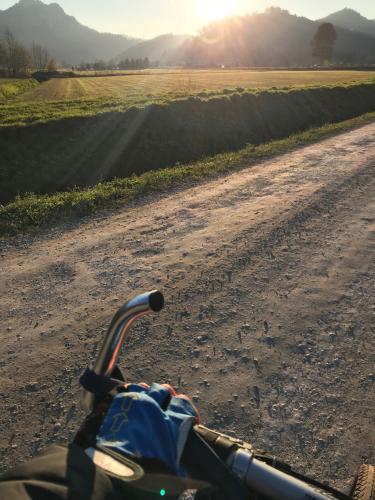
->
[{"left": 0, "top": 123, "right": 374, "bottom": 492}]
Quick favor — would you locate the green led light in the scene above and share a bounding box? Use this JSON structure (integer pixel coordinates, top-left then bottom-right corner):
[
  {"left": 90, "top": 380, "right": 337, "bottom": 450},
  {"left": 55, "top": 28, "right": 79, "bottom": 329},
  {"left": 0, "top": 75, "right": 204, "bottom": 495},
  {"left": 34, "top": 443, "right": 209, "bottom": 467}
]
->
[{"left": 160, "top": 489, "right": 166, "bottom": 497}]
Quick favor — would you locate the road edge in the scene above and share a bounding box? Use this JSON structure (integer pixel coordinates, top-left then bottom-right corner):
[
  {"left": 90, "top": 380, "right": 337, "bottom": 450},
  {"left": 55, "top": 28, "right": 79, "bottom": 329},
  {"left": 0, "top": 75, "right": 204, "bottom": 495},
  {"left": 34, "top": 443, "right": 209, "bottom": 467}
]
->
[{"left": 1, "top": 111, "right": 375, "bottom": 237}]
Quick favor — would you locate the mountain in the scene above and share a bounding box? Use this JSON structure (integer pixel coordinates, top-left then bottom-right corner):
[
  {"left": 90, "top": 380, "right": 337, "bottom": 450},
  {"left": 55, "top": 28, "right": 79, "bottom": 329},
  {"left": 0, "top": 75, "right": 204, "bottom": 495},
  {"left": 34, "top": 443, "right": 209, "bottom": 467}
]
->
[
  {"left": 178, "top": 7, "right": 375, "bottom": 67},
  {"left": 1, "top": 2, "right": 375, "bottom": 68},
  {"left": 319, "top": 8, "right": 375, "bottom": 38},
  {"left": 116, "top": 34, "right": 190, "bottom": 64},
  {"left": 0, "top": 0, "right": 140, "bottom": 64}
]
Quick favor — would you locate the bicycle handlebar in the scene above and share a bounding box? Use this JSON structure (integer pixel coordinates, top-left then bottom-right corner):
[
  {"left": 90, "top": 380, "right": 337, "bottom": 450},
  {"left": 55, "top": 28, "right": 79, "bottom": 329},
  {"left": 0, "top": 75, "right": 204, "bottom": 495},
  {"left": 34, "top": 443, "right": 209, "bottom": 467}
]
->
[
  {"left": 81, "top": 291, "right": 343, "bottom": 499},
  {"left": 93, "top": 290, "right": 164, "bottom": 378},
  {"left": 82, "top": 290, "right": 164, "bottom": 411}
]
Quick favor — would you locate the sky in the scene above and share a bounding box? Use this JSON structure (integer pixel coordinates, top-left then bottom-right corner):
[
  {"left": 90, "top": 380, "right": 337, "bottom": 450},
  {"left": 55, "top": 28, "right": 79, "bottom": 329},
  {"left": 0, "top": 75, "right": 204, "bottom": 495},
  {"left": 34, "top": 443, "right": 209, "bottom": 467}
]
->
[{"left": 1, "top": 0, "right": 375, "bottom": 38}]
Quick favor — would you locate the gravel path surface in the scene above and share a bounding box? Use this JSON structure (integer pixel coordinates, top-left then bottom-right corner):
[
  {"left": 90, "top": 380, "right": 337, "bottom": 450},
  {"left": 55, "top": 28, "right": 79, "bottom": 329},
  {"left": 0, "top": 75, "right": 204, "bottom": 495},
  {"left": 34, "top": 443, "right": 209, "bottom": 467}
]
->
[{"left": 1, "top": 123, "right": 374, "bottom": 493}]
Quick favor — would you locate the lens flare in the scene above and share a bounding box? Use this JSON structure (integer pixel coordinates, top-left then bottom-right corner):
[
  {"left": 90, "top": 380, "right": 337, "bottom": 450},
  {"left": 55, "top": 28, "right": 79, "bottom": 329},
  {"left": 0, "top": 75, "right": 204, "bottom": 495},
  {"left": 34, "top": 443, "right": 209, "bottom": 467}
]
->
[{"left": 198, "top": 0, "right": 237, "bottom": 22}]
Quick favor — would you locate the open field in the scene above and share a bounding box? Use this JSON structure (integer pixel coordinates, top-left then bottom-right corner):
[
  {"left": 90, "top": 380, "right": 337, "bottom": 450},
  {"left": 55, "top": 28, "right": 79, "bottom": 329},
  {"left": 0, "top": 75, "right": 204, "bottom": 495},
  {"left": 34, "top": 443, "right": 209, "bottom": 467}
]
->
[
  {"left": 1, "top": 71, "right": 374, "bottom": 129},
  {"left": 17, "top": 69, "right": 375, "bottom": 102},
  {"left": 1, "top": 70, "right": 374, "bottom": 129}
]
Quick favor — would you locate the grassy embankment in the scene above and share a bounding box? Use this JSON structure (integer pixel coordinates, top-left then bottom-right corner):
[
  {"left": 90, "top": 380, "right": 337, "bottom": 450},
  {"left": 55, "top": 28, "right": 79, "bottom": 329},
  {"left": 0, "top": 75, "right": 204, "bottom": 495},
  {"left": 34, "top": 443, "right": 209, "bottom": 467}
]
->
[
  {"left": 0, "top": 78, "right": 38, "bottom": 100},
  {"left": 3, "top": 81, "right": 375, "bottom": 199},
  {"left": 1, "top": 111, "right": 375, "bottom": 236},
  {"left": 2, "top": 79, "right": 375, "bottom": 235}
]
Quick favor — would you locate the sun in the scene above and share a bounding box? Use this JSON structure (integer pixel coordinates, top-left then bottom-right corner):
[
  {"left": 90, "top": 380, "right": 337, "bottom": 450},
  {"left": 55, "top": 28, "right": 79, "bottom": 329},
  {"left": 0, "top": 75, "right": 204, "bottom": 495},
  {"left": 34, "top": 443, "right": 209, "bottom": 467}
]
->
[{"left": 197, "top": 0, "right": 237, "bottom": 23}]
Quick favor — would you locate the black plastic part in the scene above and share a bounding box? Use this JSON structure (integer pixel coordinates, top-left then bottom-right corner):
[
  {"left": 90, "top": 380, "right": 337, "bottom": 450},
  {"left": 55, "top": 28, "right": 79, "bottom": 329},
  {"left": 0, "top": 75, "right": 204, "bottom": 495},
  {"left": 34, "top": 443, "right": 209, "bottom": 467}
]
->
[
  {"left": 194, "top": 426, "right": 238, "bottom": 462},
  {"left": 182, "top": 429, "right": 250, "bottom": 500},
  {"left": 110, "top": 366, "right": 125, "bottom": 382},
  {"left": 74, "top": 398, "right": 112, "bottom": 450},
  {"left": 149, "top": 291, "right": 164, "bottom": 312},
  {"left": 80, "top": 368, "right": 124, "bottom": 396}
]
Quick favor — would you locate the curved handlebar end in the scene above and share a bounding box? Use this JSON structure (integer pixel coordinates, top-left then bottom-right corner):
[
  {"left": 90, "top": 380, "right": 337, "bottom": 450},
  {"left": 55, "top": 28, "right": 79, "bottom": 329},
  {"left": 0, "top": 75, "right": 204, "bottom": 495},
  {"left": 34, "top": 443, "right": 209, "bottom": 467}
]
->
[
  {"left": 149, "top": 290, "right": 164, "bottom": 312},
  {"left": 82, "top": 290, "right": 165, "bottom": 412}
]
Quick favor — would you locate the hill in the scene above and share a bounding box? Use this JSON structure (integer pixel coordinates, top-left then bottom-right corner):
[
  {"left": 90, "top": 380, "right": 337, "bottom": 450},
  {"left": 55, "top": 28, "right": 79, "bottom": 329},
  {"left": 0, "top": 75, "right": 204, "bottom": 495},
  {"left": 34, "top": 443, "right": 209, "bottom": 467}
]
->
[
  {"left": 319, "top": 8, "right": 375, "bottom": 38},
  {"left": 1, "top": 2, "right": 375, "bottom": 68},
  {"left": 116, "top": 34, "right": 190, "bottom": 64},
  {"left": 0, "top": 0, "right": 140, "bottom": 64},
  {"left": 178, "top": 8, "right": 375, "bottom": 67}
]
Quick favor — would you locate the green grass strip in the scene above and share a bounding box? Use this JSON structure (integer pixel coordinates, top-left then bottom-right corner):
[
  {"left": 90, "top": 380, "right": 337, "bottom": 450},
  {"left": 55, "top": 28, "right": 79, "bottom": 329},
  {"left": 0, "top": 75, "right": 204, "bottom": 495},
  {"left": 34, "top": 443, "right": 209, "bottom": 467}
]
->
[
  {"left": 1, "top": 111, "right": 375, "bottom": 236},
  {"left": 0, "top": 79, "right": 38, "bottom": 100}
]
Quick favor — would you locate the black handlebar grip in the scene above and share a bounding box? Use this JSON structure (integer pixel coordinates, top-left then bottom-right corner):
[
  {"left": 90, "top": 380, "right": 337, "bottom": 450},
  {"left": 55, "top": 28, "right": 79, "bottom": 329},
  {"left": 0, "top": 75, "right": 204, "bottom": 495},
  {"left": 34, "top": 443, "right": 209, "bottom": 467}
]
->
[
  {"left": 149, "top": 291, "right": 164, "bottom": 312},
  {"left": 182, "top": 429, "right": 249, "bottom": 500},
  {"left": 194, "top": 426, "right": 238, "bottom": 463}
]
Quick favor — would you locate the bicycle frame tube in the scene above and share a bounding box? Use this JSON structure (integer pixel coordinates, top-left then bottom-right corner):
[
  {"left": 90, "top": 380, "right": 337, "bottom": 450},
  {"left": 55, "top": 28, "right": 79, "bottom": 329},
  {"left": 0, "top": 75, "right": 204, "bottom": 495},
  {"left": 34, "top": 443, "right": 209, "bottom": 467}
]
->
[{"left": 228, "top": 449, "right": 337, "bottom": 500}]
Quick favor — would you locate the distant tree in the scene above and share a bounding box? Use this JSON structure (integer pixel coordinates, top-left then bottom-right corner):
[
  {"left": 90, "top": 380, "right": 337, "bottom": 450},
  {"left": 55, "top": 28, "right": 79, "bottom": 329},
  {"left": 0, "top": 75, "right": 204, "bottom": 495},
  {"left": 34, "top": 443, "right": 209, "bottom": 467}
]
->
[
  {"left": 4, "top": 29, "right": 16, "bottom": 74},
  {"left": 0, "top": 41, "right": 6, "bottom": 69},
  {"left": 10, "top": 44, "right": 30, "bottom": 76},
  {"left": 31, "top": 42, "right": 49, "bottom": 70},
  {"left": 312, "top": 23, "right": 337, "bottom": 65},
  {"left": 47, "top": 58, "right": 57, "bottom": 71},
  {"left": 118, "top": 57, "right": 150, "bottom": 70},
  {"left": 4, "top": 29, "right": 31, "bottom": 76},
  {"left": 107, "top": 59, "right": 116, "bottom": 70},
  {"left": 118, "top": 59, "right": 127, "bottom": 70},
  {"left": 79, "top": 62, "right": 92, "bottom": 71},
  {"left": 93, "top": 59, "right": 106, "bottom": 70},
  {"left": 15, "top": 44, "right": 30, "bottom": 74},
  {"left": 265, "top": 7, "right": 290, "bottom": 16}
]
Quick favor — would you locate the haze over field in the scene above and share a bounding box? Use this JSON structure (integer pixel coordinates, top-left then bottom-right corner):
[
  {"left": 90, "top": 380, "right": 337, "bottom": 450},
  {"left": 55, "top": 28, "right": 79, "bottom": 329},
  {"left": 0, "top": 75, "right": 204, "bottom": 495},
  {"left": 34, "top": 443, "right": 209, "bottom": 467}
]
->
[
  {"left": 1, "top": 0, "right": 375, "bottom": 64},
  {"left": 1, "top": 0, "right": 375, "bottom": 37}
]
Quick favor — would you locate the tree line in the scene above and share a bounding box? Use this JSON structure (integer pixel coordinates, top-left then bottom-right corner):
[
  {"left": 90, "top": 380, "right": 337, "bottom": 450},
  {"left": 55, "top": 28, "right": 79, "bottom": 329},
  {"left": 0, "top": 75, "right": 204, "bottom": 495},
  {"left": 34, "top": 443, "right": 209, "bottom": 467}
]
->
[
  {"left": 77, "top": 57, "right": 151, "bottom": 72},
  {"left": 118, "top": 57, "right": 150, "bottom": 70},
  {"left": 0, "top": 29, "right": 56, "bottom": 77}
]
